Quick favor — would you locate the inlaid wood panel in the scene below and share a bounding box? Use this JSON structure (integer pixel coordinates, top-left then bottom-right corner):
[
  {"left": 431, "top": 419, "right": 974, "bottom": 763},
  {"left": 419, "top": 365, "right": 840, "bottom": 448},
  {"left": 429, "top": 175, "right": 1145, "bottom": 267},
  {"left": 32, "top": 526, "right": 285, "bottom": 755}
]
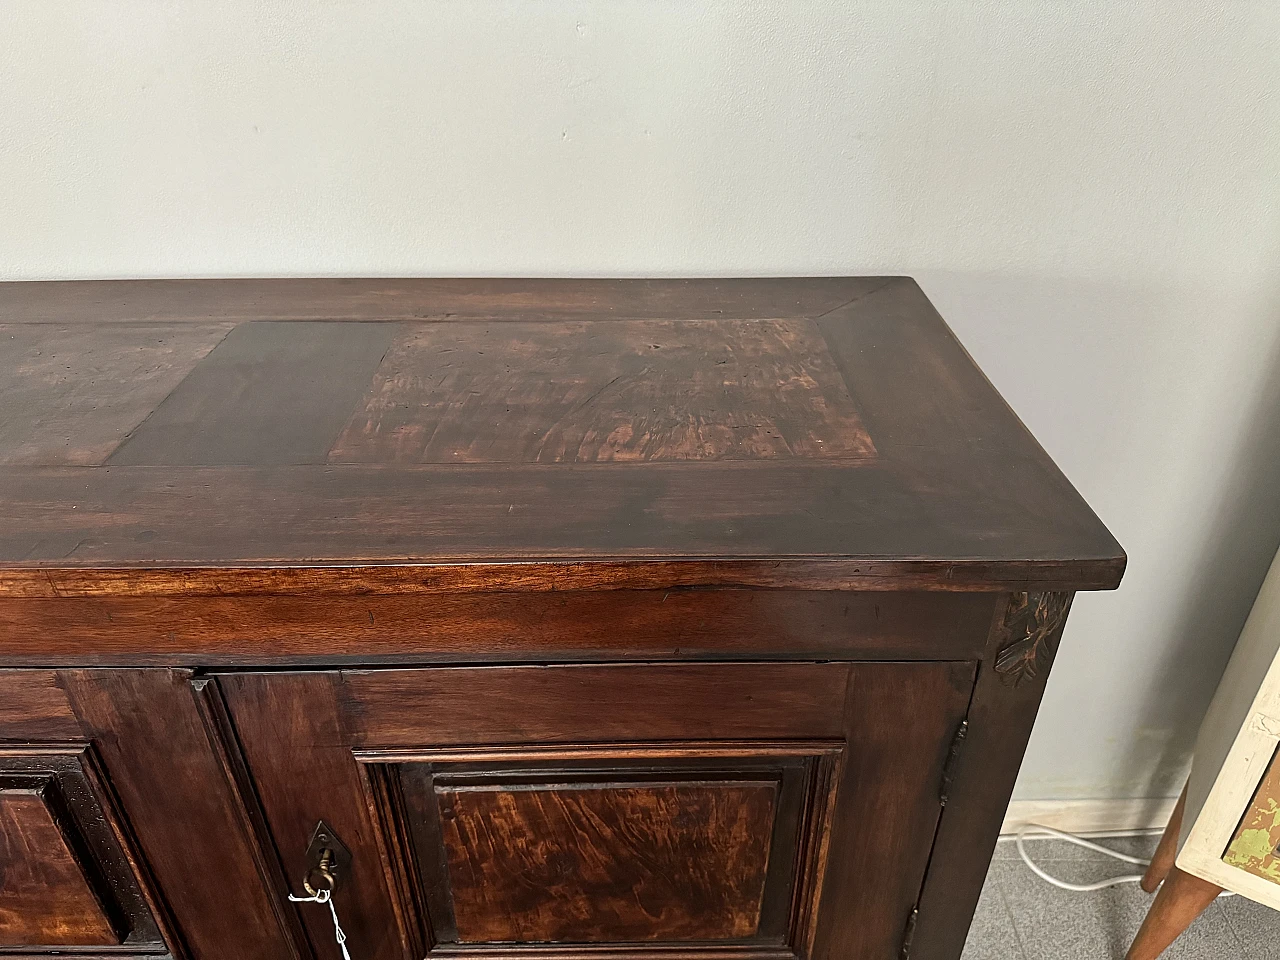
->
[
  {"left": 435, "top": 779, "right": 777, "bottom": 943},
  {"left": 0, "top": 777, "right": 117, "bottom": 946},
  {"left": 109, "top": 321, "right": 401, "bottom": 467},
  {"left": 0, "top": 322, "right": 232, "bottom": 465},
  {"left": 328, "top": 319, "right": 875, "bottom": 464}
]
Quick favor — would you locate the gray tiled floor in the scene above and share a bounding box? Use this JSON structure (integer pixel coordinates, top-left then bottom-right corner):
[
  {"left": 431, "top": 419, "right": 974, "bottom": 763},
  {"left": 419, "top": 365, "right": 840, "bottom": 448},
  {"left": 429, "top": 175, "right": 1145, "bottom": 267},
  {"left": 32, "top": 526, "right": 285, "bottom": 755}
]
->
[{"left": 962, "top": 835, "right": 1280, "bottom": 959}]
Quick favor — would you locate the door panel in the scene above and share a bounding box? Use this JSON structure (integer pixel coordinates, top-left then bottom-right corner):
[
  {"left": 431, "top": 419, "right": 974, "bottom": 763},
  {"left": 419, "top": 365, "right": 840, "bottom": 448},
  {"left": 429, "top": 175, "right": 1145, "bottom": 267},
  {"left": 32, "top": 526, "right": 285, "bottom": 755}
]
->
[
  {"left": 375, "top": 741, "right": 841, "bottom": 953},
  {"left": 220, "top": 662, "right": 974, "bottom": 960},
  {"left": 0, "top": 778, "right": 117, "bottom": 946},
  {"left": 434, "top": 778, "right": 776, "bottom": 943},
  {"left": 0, "top": 744, "right": 164, "bottom": 952}
]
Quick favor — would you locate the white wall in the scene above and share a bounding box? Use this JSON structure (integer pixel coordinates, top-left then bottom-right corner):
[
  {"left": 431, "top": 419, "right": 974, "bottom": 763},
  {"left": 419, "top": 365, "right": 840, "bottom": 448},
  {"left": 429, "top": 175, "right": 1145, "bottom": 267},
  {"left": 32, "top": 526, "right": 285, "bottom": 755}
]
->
[{"left": 3, "top": 1, "right": 1279, "bottom": 802}]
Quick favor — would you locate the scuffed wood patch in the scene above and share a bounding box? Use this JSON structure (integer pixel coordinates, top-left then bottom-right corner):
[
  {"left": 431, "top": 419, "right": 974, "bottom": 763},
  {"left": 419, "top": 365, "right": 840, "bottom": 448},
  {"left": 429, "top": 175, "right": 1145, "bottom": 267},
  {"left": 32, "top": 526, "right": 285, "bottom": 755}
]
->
[{"left": 0, "top": 322, "right": 233, "bottom": 465}]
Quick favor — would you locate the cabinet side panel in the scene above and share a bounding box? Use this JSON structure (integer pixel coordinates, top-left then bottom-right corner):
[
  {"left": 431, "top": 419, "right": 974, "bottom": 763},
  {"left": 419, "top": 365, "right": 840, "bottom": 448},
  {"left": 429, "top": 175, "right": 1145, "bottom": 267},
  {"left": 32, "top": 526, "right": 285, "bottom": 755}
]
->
[{"left": 908, "top": 593, "right": 1072, "bottom": 960}]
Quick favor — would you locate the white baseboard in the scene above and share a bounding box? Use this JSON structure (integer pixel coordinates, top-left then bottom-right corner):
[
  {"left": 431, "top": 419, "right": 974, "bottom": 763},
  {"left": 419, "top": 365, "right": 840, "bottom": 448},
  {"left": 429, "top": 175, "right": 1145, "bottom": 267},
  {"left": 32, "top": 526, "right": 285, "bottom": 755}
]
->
[{"left": 1001, "top": 796, "right": 1180, "bottom": 838}]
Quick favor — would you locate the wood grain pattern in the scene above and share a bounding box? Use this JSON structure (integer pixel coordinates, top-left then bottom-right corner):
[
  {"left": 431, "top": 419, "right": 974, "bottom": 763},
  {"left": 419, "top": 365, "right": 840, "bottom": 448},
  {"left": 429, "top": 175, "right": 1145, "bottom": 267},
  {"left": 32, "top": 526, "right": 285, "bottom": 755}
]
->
[
  {"left": 0, "top": 277, "right": 1121, "bottom": 960},
  {"left": 222, "top": 661, "right": 970, "bottom": 960},
  {"left": 436, "top": 780, "right": 776, "bottom": 943},
  {"left": 0, "top": 462, "right": 1124, "bottom": 591},
  {"left": 60, "top": 669, "right": 296, "bottom": 960},
  {"left": 0, "top": 671, "right": 80, "bottom": 740},
  {"left": 0, "top": 742, "right": 166, "bottom": 951},
  {"left": 109, "top": 321, "right": 401, "bottom": 466},
  {"left": 339, "top": 663, "right": 851, "bottom": 748},
  {"left": 0, "top": 322, "right": 232, "bottom": 465},
  {"left": 0, "top": 277, "right": 882, "bottom": 324},
  {"left": 379, "top": 742, "right": 841, "bottom": 954},
  {"left": 0, "top": 560, "right": 1116, "bottom": 599},
  {"left": 328, "top": 319, "right": 874, "bottom": 464},
  {"left": 216, "top": 671, "right": 408, "bottom": 960},
  {"left": 0, "top": 277, "right": 1125, "bottom": 597},
  {"left": 0, "top": 781, "right": 116, "bottom": 946},
  {"left": 0, "top": 590, "right": 997, "bottom": 666}
]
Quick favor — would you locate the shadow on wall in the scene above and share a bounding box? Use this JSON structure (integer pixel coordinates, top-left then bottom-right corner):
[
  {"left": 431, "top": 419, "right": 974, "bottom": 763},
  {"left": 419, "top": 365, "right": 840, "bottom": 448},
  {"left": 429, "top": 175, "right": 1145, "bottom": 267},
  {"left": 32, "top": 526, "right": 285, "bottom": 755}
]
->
[
  {"left": 917, "top": 270, "right": 1280, "bottom": 801},
  {"left": 1127, "top": 289, "right": 1280, "bottom": 798}
]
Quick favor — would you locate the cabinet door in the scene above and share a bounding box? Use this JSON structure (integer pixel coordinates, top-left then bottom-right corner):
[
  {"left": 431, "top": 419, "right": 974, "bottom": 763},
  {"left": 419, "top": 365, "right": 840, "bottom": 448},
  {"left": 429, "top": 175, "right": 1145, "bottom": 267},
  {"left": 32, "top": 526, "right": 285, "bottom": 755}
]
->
[
  {"left": 0, "top": 669, "right": 302, "bottom": 960},
  {"left": 219, "top": 662, "right": 973, "bottom": 960}
]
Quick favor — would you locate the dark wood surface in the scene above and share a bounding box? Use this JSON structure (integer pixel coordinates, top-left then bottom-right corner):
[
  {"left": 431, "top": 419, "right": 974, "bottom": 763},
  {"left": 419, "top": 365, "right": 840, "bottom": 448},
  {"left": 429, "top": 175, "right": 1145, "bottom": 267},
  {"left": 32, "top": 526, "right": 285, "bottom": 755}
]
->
[
  {"left": 0, "top": 743, "right": 167, "bottom": 952},
  {"left": 0, "top": 279, "right": 1126, "bottom": 960},
  {"left": 434, "top": 779, "right": 777, "bottom": 943},
  {"left": 0, "top": 277, "right": 1123, "bottom": 597},
  {"left": 0, "top": 672, "right": 80, "bottom": 740},
  {"left": 0, "top": 783, "right": 118, "bottom": 946},
  {"left": 397, "top": 748, "right": 831, "bottom": 950},
  {"left": 0, "top": 589, "right": 997, "bottom": 666},
  {"left": 58, "top": 669, "right": 299, "bottom": 960},
  {"left": 220, "top": 661, "right": 971, "bottom": 960},
  {"left": 909, "top": 591, "right": 1071, "bottom": 960}
]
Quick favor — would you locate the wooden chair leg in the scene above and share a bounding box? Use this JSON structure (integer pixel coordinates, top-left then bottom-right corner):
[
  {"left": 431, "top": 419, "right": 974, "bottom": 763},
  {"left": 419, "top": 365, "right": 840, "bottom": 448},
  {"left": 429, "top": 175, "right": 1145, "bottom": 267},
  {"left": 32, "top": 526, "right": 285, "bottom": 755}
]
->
[
  {"left": 1142, "top": 782, "right": 1188, "bottom": 893},
  {"left": 1126, "top": 866, "right": 1222, "bottom": 960}
]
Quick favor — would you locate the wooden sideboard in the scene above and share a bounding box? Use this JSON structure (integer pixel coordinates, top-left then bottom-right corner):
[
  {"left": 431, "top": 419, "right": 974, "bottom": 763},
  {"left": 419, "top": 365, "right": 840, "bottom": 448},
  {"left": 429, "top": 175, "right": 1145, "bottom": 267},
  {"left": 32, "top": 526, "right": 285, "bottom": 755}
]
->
[{"left": 0, "top": 278, "right": 1124, "bottom": 960}]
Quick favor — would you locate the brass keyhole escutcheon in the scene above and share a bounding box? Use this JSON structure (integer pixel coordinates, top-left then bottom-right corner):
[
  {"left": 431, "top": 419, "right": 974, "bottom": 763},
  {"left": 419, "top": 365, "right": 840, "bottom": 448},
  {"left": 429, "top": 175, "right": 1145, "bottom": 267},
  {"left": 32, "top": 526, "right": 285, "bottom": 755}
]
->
[
  {"left": 302, "top": 820, "right": 352, "bottom": 895},
  {"left": 303, "top": 847, "right": 336, "bottom": 896}
]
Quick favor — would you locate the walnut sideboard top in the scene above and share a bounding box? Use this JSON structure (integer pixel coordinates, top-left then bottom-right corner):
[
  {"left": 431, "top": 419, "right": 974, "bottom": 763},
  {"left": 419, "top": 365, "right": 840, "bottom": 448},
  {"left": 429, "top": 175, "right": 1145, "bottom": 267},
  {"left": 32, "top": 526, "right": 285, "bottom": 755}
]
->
[
  {"left": 0, "top": 277, "right": 1122, "bottom": 600},
  {"left": 0, "top": 277, "right": 1125, "bottom": 960}
]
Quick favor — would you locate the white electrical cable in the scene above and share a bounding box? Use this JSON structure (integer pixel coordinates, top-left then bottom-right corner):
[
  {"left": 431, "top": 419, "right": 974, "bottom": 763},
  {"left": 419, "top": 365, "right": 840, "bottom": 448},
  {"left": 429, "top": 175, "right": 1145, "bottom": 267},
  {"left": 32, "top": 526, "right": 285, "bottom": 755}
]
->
[
  {"left": 1015, "top": 824, "right": 1149, "bottom": 891},
  {"left": 1015, "top": 824, "right": 1238, "bottom": 897}
]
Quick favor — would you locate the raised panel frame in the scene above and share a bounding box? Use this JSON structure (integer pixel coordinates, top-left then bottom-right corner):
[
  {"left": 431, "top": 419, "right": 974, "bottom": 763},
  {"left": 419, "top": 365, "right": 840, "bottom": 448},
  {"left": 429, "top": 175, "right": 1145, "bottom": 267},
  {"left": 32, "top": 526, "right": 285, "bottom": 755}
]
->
[
  {"left": 0, "top": 744, "right": 167, "bottom": 957},
  {"left": 355, "top": 742, "right": 843, "bottom": 960},
  {"left": 0, "top": 772, "right": 119, "bottom": 946}
]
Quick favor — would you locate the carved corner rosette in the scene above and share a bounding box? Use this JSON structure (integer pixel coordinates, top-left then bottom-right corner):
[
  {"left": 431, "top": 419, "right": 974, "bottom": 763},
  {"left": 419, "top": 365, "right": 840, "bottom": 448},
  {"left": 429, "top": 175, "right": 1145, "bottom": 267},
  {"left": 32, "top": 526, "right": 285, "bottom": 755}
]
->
[{"left": 993, "top": 591, "right": 1073, "bottom": 687}]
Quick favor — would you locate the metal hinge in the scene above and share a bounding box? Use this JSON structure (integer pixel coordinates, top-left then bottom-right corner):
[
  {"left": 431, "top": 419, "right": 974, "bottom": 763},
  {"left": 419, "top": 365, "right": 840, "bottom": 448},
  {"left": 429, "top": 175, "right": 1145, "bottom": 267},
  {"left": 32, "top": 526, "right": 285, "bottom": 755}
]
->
[
  {"left": 899, "top": 906, "right": 919, "bottom": 960},
  {"left": 939, "top": 719, "right": 969, "bottom": 807}
]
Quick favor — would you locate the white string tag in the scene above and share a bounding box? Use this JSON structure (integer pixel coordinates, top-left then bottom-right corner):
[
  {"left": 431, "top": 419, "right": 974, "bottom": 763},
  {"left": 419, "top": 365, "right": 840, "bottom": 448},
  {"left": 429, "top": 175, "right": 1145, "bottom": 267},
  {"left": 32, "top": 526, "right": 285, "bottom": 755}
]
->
[{"left": 289, "top": 887, "right": 352, "bottom": 960}]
